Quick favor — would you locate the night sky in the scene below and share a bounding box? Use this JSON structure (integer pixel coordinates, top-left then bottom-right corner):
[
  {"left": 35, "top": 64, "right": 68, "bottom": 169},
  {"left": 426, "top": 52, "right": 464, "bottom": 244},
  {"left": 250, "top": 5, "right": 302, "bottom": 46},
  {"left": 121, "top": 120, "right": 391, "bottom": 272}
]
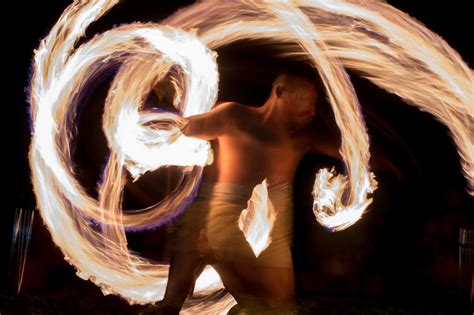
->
[{"left": 4, "top": 1, "right": 473, "bottom": 314}]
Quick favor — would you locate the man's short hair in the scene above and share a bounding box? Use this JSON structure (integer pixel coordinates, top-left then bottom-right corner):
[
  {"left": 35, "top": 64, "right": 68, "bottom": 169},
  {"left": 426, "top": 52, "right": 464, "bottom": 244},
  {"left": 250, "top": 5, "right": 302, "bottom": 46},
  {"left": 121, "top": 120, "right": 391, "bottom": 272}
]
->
[{"left": 272, "top": 63, "right": 325, "bottom": 96}]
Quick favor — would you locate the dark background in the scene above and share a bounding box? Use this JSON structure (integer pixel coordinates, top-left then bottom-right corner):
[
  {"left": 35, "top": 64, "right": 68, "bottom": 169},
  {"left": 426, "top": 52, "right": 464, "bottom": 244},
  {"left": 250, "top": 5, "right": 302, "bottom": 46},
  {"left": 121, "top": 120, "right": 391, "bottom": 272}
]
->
[{"left": 3, "top": 1, "right": 473, "bottom": 314}]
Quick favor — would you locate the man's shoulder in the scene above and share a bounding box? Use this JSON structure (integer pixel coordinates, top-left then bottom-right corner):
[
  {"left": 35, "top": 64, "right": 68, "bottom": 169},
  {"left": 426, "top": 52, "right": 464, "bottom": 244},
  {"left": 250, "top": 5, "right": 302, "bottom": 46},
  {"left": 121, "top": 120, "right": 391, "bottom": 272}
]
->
[
  {"left": 213, "top": 102, "right": 252, "bottom": 118},
  {"left": 213, "top": 102, "right": 259, "bottom": 134},
  {"left": 213, "top": 101, "right": 244, "bottom": 110}
]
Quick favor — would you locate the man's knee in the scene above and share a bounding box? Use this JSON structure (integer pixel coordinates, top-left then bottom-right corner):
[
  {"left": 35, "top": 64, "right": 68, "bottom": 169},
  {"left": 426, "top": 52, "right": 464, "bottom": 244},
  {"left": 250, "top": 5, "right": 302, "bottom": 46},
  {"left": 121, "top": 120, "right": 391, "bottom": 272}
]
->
[{"left": 259, "top": 267, "right": 295, "bottom": 306}]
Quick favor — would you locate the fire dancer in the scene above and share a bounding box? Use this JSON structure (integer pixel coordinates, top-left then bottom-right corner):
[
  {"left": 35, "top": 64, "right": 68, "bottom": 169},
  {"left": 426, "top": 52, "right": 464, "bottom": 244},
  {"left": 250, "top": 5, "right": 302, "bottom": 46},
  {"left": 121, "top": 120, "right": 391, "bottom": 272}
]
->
[{"left": 141, "top": 67, "right": 397, "bottom": 314}]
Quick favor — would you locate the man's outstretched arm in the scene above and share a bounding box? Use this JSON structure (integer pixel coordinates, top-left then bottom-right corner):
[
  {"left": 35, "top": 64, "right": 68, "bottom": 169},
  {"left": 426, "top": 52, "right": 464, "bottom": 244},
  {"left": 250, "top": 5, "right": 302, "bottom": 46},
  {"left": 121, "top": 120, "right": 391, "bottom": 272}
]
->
[{"left": 181, "top": 102, "right": 239, "bottom": 140}]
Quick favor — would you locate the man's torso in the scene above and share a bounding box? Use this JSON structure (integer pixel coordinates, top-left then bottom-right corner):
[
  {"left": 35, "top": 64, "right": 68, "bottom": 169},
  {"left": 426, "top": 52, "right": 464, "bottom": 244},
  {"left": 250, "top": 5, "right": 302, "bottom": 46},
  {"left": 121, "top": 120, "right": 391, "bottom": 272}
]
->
[{"left": 202, "top": 103, "right": 314, "bottom": 187}]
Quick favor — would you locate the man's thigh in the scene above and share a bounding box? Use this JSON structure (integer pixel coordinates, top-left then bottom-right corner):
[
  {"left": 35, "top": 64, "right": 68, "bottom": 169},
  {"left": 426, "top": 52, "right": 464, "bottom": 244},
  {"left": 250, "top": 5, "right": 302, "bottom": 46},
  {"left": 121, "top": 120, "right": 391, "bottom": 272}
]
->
[
  {"left": 258, "top": 266, "right": 295, "bottom": 305},
  {"left": 211, "top": 261, "right": 295, "bottom": 307}
]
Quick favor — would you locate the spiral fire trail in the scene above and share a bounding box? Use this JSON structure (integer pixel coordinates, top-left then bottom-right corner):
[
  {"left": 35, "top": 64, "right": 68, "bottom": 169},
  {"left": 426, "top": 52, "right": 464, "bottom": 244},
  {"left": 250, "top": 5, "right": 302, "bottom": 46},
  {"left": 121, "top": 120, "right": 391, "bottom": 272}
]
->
[{"left": 28, "top": 0, "right": 472, "bottom": 313}]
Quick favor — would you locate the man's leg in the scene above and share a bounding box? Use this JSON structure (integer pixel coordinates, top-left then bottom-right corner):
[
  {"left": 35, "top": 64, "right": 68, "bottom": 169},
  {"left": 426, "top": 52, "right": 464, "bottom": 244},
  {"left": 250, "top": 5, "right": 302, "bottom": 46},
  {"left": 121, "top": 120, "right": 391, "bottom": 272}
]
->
[
  {"left": 206, "top": 213, "right": 296, "bottom": 309},
  {"left": 145, "top": 199, "right": 208, "bottom": 314},
  {"left": 210, "top": 262, "right": 295, "bottom": 312},
  {"left": 162, "top": 197, "right": 211, "bottom": 309},
  {"left": 140, "top": 251, "right": 203, "bottom": 315},
  {"left": 204, "top": 181, "right": 296, "bottom": 310},
  {"left": 257, "top": 266, "right": 296, "bottom": 309},
  {"left": 162, "top": 251, "right": 204, "bottom": 311},
  {"left": 206, "top": 228, "right": 295, "bottom": 309}
]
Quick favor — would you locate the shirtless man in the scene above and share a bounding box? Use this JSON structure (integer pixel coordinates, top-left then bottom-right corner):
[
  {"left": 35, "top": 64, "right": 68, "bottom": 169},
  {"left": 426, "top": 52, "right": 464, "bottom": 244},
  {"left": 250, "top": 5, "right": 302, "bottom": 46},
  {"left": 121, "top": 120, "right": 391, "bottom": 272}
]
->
[{"left": 142, "top": 69, "right": 391, "bottom": 314}]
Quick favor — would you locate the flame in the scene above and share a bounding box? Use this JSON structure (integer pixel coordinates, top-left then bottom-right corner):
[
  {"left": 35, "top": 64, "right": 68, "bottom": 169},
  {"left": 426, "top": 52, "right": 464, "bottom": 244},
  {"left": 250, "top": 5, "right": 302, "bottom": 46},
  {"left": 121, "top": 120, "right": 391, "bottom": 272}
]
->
[
  {"left": 239, "top": 179, "right": 277, "bottom": 257},
  {"left": 28, "top": 0, "right": 472, "bottom": 313}
]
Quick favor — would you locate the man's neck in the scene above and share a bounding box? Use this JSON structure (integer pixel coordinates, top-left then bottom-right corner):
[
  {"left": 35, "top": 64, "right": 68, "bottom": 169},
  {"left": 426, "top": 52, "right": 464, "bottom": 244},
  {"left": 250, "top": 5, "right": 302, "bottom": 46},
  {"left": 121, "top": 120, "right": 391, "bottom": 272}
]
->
[{"left": 257, "top": 99, "right": 293, "bottom": 133}]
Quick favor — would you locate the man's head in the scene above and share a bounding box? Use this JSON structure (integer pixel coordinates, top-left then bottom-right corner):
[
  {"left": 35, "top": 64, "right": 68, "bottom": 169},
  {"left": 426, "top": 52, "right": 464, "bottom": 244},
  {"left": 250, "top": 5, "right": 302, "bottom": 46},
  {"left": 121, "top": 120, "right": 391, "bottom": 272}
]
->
[{"left": 270, "top": 68, "right": 322, "bottom": 129}]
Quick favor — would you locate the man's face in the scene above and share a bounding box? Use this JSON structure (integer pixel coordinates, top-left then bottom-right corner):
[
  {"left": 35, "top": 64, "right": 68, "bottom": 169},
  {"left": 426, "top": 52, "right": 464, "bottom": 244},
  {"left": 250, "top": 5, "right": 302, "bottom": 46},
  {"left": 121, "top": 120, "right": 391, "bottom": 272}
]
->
[{"left": 285, "top": 85, "right": 317, "bottom": 129}]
